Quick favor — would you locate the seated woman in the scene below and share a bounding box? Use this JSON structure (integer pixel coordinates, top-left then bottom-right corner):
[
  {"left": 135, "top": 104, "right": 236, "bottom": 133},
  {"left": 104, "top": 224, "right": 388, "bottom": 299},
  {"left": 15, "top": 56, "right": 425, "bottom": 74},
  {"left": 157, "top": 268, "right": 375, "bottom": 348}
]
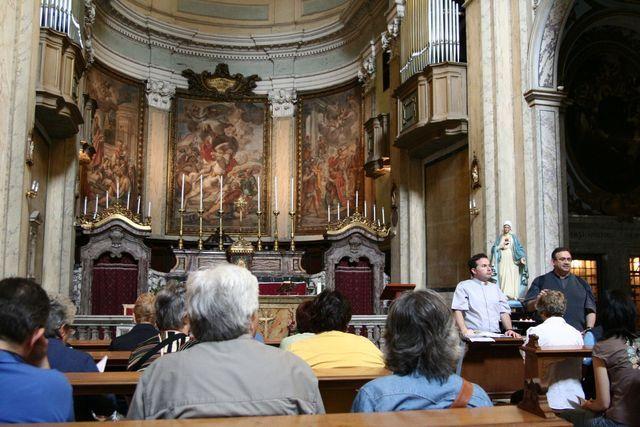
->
[
  {"left": 523, "top": 290, "right": 585, "bottom": 414},
  {"left": 352, "top": 290, "right": 492, "bottom": 412},
  {"left": 287, "top": 290, "right": 384, "bottom": 368},
  {"left": 109, "top": 293, "right": 158, "bottom": 351},
  {"left": 579, "top": 290, "right": 639, "bottom": 427},
  {"left": 279, "top": 300, "right": 315, "bottom": 350},
  {"left": 128, "top": 281, "right": 190, "bottom": 371}
]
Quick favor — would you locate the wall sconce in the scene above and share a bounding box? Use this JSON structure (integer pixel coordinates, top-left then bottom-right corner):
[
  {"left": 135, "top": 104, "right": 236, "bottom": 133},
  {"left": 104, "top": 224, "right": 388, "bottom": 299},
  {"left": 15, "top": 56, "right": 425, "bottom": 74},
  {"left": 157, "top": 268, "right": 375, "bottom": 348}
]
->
[
  {"left": 26, "top": 180, "right": 39, "bottom": 199},
  {"left": 469, "top": 198, "right": 479, "bottom": 217}
]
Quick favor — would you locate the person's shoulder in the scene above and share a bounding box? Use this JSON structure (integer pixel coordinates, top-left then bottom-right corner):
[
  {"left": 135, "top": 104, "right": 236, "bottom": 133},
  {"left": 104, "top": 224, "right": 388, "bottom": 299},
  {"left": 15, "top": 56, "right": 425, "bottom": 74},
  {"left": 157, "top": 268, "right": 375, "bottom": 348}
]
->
[
  {"left": 454, "top": 279, "right": 474, "bottom": 291},
  {"left": 38, "top": 367, "right": 73, "bottom": 392}
]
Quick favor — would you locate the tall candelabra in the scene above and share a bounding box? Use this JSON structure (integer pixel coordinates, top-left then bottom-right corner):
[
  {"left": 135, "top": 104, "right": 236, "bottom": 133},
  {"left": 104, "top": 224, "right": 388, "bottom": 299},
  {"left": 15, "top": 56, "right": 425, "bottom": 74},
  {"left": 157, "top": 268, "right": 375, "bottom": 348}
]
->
[
  {"left": 289, "top": 210, "right": 296, "bottom": 251},
  {"left": 218, "top": 209, "right": 224, "bottom": 251},
  {"left": 273, "top": 210, "right": 280, "bottom": 251},
  {"left": 256, "top": 210, "right": 263, "bottom": 251},
  {"left": 197, "top": 208, "right": 204, "bottom": 250},
  {"left": 178, "top": 208, "right": 185, "bottom": 249}
]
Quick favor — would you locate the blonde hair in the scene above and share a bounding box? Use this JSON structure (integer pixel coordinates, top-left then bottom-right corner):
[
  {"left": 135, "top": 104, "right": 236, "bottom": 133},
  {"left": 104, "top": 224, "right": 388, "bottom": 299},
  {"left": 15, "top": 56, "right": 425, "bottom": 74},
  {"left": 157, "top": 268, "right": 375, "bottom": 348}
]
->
[
  {"left": 133, "top": 293, "right": 156, "bottom": 324},
  {"left": 537, "top": 290, "right": 567, "bottom": 318}
]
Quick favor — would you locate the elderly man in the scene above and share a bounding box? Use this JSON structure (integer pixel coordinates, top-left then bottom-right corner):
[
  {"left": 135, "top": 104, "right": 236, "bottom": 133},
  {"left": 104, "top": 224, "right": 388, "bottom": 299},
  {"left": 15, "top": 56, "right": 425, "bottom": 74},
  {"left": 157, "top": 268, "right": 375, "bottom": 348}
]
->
[
  {"left": 127, "top": 264, "right": 324, "bottom": 419},
  {"left": 0, "top": 278, "right": 73, "bottom": 423},
  {"left": 452, "top": 254, "right": 520, "bottom": 338},
  {"left": 525, "top": 247, "right": 596, "bottom": 332}
]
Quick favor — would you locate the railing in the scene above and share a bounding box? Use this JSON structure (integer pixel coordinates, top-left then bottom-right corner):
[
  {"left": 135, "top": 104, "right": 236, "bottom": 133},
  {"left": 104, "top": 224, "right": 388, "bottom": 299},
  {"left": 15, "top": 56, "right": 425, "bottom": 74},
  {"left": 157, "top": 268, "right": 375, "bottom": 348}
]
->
[
  {"left": 400, "top": 0, "right": 461, "bottom": 83},
  {"left": 40, "top": 0, "right": 83, "bottom": 47},
  {"left": 71, "top": 314, "right": 388, "bottom": 348}
]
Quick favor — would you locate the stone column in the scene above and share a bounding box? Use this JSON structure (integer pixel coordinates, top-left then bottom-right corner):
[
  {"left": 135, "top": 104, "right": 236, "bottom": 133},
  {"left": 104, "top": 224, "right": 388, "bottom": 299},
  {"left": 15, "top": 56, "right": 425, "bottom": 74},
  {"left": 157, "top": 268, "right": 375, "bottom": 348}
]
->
[
  {"left": 42, "top": 137, "right": 77, "bottom": 296},
  {"left": 0, "top": 1, "right": 41, "bottom": 278},
  {"left": 268, "top": 88, "right": 297, "bottom": 240},
  {"left": 144, "top": 79, "right": 176, "bottom": 236}
]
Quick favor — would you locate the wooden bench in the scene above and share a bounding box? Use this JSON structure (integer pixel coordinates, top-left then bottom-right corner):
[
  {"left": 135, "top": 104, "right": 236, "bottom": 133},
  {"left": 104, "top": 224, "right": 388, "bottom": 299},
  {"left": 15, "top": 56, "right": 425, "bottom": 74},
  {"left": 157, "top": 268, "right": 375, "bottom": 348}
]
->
[
  {"left": 68, "top": 339, "right": 111, "bottom": 351},
  {"left": 64, "top": 367, "right": 389, "bottom": 414},
  {"left": 461, "top": 336, "right": 525, "bottom": 398},
  {"left": 29, "top": 406, "right": 570, "bottom": 426},
  {"left": 518, "top": 335, "right": 593, "bottom": 418},
  {"left": 88, "top": 350, "right": 131, "bottom": 371}
]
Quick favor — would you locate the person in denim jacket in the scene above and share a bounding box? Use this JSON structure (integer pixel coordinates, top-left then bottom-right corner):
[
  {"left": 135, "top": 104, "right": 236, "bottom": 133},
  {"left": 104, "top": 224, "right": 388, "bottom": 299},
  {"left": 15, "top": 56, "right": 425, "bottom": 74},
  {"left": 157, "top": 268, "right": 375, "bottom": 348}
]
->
[{"left": 352, "top": 289, "right": 493, "bottom": 412}]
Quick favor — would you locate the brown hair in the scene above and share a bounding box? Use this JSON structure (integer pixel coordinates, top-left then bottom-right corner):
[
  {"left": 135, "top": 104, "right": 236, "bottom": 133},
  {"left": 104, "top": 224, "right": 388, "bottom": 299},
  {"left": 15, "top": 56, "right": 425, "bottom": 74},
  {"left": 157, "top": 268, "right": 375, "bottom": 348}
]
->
[
  {"left": 536, "top": 290, "right": 566, "bottom": 318},
  {"left": 133, "top": 293, "right": 156, "bottom": 324}
]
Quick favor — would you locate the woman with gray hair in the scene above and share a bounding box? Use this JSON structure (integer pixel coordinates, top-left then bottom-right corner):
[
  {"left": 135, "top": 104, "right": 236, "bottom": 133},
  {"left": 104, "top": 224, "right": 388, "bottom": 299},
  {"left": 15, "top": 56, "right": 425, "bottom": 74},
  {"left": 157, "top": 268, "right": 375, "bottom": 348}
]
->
[
  {"left": 127, "top": 263, "right": 324, "bottom": 419},
  {"left": 352, "top": 289, "right": 492, "bottom": 412},
  {"left": 127, "top": 281, "right": 190, "bottom": 371}
]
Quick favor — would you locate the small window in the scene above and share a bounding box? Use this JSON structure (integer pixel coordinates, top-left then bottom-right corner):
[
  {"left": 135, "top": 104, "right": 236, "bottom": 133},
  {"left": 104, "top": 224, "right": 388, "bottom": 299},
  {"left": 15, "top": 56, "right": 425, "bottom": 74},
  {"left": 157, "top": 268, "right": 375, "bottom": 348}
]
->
[
  {"left": 382, "top": 51, "right": 390, "bottom": 92},
  {"left": 571, "top": 257, "right": 599, "bottom": 300},
  {"left": 629, "top": 257, "right": 640, "bottom": 314}
]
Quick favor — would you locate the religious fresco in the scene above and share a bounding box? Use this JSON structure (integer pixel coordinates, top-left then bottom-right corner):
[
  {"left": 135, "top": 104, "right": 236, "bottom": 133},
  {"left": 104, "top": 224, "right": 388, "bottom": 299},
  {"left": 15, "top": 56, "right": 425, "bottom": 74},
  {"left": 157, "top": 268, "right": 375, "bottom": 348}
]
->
[
  {"left": 296, "top": 84, "right": 362, "bottom": 234},
  {"left": 168, "top": 96, "right": 269, "bottom": 234},
  {"left": 83, "top": 66, "right": 144, "bottom": 210}
]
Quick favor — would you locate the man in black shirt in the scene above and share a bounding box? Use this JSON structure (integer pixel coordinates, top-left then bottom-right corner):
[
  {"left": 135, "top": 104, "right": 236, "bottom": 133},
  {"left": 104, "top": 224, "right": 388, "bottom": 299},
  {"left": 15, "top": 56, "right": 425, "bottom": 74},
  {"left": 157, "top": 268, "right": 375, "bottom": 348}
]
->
[{"left": 525, "top": 247, "right": 596, "bottom": 332}]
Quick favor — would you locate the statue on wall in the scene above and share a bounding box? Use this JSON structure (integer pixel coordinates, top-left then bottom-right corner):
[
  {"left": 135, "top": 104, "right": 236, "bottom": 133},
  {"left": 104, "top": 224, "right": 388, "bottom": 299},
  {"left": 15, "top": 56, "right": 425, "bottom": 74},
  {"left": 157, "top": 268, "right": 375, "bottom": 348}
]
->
[{"left": 490, "top": 221, "right": 528, "bottom": 299}]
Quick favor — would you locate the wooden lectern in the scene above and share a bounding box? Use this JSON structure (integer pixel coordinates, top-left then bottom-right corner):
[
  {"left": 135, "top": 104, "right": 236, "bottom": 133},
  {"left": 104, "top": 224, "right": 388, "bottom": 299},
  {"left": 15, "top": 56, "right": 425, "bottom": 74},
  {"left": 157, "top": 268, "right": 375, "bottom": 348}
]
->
[{"left": 380, "top": 283, "right": 416, "bottom": 300}]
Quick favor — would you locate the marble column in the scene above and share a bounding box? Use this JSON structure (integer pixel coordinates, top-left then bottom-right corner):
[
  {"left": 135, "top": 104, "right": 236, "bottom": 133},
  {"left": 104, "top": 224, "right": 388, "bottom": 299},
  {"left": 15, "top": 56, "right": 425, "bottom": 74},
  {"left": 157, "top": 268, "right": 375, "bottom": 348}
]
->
[
  {"left": 144, "top": 79, "right": 175, "bottom": 235},
  {"left": 0, "top": 1, "right": 41, "bottom": 278},
  {"left": 42, "top": 137, "right": 77, "bottom": 296},
  {"left": 268, "top": 88, "right": 297, "bottom": 240}
]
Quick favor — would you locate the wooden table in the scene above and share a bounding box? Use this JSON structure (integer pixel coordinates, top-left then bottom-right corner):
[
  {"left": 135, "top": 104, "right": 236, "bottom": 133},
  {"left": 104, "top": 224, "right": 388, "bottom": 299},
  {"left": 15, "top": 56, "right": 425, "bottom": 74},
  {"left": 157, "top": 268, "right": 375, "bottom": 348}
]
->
[
  {"left": 68, "top": 339, "right": 111, "bottom": 351},
  {"left": 27, "top": 406, "right": 570, "bottom": 426},
  {"left": 64, "top": 367, "right": 389, "bottom": 414},
  {"left": 89, "top": 351, "right": 131, "bottom": 370},
  {"left": 461, "top": 337, "right": 525, "bottom": 399}
]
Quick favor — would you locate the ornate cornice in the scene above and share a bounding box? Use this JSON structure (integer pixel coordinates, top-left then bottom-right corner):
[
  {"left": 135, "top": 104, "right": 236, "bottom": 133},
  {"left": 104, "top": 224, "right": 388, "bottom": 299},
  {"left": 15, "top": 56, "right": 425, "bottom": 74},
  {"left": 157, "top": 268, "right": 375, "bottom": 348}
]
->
[
  {"left": 182, "top": 65, "right": 260, "bottom": 99},
  {"left": 96, "top": 0, "right": 386, "bottom": 61}
]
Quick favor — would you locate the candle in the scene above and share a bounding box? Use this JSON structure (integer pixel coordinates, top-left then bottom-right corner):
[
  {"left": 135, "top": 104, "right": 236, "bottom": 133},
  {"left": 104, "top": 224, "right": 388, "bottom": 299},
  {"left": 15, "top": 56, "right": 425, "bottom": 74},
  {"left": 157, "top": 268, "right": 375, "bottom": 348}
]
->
[
  {"left": 347, "top": 200, "right": 350, "bottom": 217},
  {"left": 257, "top": 175, "right": 261, "bottom": 210},
  {"left": 355, "top": 191, "right": 358, "bottom": 210},
  {"left": 219, "top": 176, "right": 224, "bottom": 211},
  {"left": 364, "top": 200, "right": 367, "bottom": 218},
  {"left": 83, "top": 196, "right": 87, "bottom": 215},
  {"left": 199, "top": 175, "right": 203, "bottom": 210},
  {"left": 136, "top": 196, "right": 141, "bottom": 215},
  {"left": 472, "top": 198, "right": 477, "bottom": 209},
  {"left": 180, "top": 174, "right": 185, "bottom": 210},
  {"left": 274, "top": 176, "right": 278, "bottom": 210},
  {"left": 290, "top": 177, "right": 294, "bottom": 212},
  {"left": 147, "top": 201, "right": 151, "bottom": 217},
  {"left": 116, "top": 180, "right": 120, "bottom": 200},
  {"left": 373, "top": 204, "right": 376, "bottom": 222},
  {"left": 382, "top": 206, "right": 386, "bottom": 224},
  {"left": 106, "top": 191, "right": 109, "bottom": 209},
  {"left": 93, "top": 194, "right": 98, "bottom": 219},
  {"left": 469, "top": 200, "right": 472, "bottom": 210},
  {"left": 126, "top": 191, "right": 130, "bottom": 210},
  {"left": 337, "top": 202, "right": 341, "bottom": 220},
  {"left": 327, "top": 205, "right": 330, "bottom": 223}
]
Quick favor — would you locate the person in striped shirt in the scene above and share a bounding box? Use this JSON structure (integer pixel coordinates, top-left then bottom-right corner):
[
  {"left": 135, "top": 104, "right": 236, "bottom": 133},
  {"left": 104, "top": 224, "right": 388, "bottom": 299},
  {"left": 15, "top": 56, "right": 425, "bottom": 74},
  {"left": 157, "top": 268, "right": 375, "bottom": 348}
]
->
[{"left": 127, "top": 281, "right": 190, "bottom": 371}]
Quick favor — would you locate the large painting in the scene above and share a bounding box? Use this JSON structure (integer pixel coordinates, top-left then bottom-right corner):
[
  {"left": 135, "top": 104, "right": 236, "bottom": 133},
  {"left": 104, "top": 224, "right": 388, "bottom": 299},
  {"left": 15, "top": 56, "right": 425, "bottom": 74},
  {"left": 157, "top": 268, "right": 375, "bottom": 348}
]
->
[
  {"left": 296, "top": 84, "right": 362, "bottom": 234},
  {"left": 168, "top": 96, "right": 269, "bottom": 234},
  {"left": 83, "top": 65, "right": 144, "bottom": 209}
]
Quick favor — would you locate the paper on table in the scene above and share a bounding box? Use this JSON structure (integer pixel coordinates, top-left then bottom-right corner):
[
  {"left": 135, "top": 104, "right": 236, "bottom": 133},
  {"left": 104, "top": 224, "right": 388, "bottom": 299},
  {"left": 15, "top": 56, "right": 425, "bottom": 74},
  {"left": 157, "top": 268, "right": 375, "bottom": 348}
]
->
[
  {"left": 474, "top": 331, "right": 504, "bottom": 338},
  {"left": 467, "top": 336, "right": 495, "bottom": 342},
  {"left": 96, "top": 356, "right": 108, "bottom": 373}
]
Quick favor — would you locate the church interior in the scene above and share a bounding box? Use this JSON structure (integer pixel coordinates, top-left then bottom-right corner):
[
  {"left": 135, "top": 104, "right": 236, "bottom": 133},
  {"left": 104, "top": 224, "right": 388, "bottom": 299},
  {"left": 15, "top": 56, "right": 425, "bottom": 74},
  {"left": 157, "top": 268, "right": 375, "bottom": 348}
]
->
[{"left": 1, "top": 0, "right": 640, "bottom": 424}]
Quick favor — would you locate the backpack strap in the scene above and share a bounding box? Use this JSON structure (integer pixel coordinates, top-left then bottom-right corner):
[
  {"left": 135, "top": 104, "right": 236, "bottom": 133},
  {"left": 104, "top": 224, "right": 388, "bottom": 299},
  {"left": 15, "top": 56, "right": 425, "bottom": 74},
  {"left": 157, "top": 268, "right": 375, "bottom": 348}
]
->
[
  {"left": 450, "top": 379, "right": 474, "bottom": 408},
  {"left": 129, "top": 333, "right": 187, "bottom": 371}
]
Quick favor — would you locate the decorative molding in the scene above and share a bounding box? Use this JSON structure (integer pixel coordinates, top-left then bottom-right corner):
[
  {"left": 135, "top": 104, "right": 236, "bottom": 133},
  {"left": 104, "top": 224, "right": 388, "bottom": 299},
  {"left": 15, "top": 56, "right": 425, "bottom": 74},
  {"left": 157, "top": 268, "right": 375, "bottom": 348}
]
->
[
  {"left": 357, "top": 39, "right": 376, "bottom": 89},
  {"left": 268, "top": 88, "right": 297, "bottom": 118},
  {"left": 145, "top": 79, "right": 176, "bottom": 111},
  {"left": 181, "top": 65, "right": 260, "bottom": 99},
  {"left": 83, "top": 0, "right": 96, "bottom": 65}
]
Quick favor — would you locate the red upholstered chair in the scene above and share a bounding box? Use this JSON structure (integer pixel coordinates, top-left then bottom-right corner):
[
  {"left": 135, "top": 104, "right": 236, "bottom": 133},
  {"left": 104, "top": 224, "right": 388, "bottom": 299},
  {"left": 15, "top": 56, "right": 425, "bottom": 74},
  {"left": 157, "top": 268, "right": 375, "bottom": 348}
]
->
[
  {"left": 91, "top": 253, "right": 138, "bottom": 315},
  {"left": 334, "top": 257, "right": 374, "bottom": 315}
]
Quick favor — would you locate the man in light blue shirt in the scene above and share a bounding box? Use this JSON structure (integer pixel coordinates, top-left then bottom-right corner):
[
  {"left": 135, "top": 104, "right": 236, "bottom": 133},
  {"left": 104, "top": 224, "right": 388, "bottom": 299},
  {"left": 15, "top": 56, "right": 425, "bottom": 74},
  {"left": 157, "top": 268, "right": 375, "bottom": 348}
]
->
[{"left": 452, "top": 253, "right": 520, "bottom": 337}]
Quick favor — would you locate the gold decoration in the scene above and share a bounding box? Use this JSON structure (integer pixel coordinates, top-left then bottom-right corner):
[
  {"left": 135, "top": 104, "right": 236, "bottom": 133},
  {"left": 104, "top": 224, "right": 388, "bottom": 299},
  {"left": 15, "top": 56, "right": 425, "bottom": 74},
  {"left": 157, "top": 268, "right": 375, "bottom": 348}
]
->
[
  {"left": 325, "top": 210, "right": 390, "bottom": 239},
  {"left": 77, "top": 201, "right": 151, "bottom": 231},
  {"left": 228, "top": 235, "right": 255, "bottom": 255}
]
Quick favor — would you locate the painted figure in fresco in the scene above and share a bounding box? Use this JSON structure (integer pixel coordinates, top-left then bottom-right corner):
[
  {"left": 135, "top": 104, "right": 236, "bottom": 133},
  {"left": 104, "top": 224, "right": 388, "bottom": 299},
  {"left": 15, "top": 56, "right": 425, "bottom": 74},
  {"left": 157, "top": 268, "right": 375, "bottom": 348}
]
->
[
  {"left": 490, "top": 221, "right": 529, "bottom": 299},
  {"left": 301, "top": 159, "right": 322, "bottom": 216},
  {"left": 327, "top": 148, "right": 347, "bottom": 205}
]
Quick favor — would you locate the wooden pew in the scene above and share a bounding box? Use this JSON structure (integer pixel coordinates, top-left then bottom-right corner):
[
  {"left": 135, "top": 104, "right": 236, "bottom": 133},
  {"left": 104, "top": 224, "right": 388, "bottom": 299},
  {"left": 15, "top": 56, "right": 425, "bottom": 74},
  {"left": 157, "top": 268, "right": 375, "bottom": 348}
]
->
[
  {"left": 518, "top": 335, "right": 592, "bottom": 419},
  {"left": 461, "top": 336, "right": 525, "bottom": 398},
  {"left": 68, "top": 339, "right": 111, "bottom": 351},
  {"left": 65, "top": 367, "right": 390, "bottom": 414},
  {"left": 29, "top": 406, "right": 570, "bottom": 426},
  {"left": 89, "top": 350, "right": 131, "bottom": 371}
]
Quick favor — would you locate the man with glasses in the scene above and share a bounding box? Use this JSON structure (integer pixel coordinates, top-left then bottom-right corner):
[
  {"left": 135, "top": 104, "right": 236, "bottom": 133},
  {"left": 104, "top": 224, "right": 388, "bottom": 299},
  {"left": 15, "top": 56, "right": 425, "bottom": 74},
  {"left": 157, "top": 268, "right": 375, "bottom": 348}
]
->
[{"left": 525, "top": 247, "right": 596, "bottom": 332}]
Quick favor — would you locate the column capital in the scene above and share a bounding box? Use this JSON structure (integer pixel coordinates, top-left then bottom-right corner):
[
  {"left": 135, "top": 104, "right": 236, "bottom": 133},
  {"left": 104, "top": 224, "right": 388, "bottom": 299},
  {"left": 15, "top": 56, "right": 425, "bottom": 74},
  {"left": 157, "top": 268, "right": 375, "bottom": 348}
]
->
[
  {"left": 524, "top": 88, "right": 567, "bottom": 108},
  {"left": 268, "top": 88, "right": 297, "bottom": 118},
  {"left": 145, "top": 79, "right": 176, "bottom": 111}
]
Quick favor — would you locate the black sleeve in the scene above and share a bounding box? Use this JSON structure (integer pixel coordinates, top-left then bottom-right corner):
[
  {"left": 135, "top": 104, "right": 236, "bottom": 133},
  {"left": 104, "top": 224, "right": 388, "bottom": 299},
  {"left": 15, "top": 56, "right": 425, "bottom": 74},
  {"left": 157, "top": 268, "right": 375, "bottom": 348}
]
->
[{"left": 524, "top": 276, "right": 543, "bottom": 303}]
